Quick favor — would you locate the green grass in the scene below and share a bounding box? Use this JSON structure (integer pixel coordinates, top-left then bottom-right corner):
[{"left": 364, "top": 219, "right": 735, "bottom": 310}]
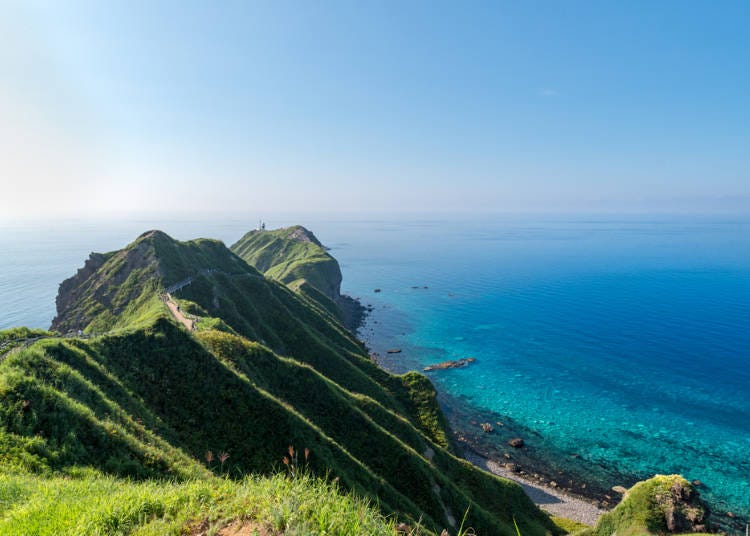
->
[
  {"left": 396, "top": 371, "right": 451, "bottom": 449},
  {"left": 230, "top": 226, "right": 347, "bottom": 317},
  {"left": 548, "top": 515, "right": 591, "bottom": 534},
  {"left": 10, "top": 228, "right": 565, "bottom": 535},
  {"left": 0, "top": 470, "right": 401, "bottom": 536},
  {"left": 0, "top": 318, "right": 558, "bottom": 535},
  {"left": 0, "top": 328, "right": 53, "bottom": 342},
  {"left": 51, "top": 230, "right": 257, "bottom": 334}
]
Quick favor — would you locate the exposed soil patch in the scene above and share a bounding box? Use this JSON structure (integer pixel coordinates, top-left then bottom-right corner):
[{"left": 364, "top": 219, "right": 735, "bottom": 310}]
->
[{"left": 187, "top": 518, "right": 281, "bottom": 536}]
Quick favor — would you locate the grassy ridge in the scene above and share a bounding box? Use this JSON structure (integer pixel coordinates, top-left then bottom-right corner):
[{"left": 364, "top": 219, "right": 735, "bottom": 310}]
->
[
  {"left": 173, "top": 267, "right": 454, "bottom": 449},
  {"left": 230, "top": 225, "right": 361, "bottom": 324},
  {"left": 0, "top": 229, "right": 561, "bottom": 535},
  {"left": 0, "top": 319, "right": 556, "bottom": 534},
  {"left": 231, "top": 226, "right": 342, "bottom": 300},
  {"left": 51, "top": 231, "right": 255, "bottom": 334}
]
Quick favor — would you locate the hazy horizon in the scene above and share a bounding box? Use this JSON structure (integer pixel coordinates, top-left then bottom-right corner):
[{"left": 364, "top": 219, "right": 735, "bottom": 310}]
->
[{"left": 2, "top": 1, "right": 748, "bottom": 219}]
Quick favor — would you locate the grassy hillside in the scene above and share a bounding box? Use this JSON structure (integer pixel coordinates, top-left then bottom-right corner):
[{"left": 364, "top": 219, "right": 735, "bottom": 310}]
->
[
  {"left": 51, "top": 230, "right": 252, "bottom": 334},
  {"left": 0, "top": 229, "right": 559, "bottom": 535},
  {"left": 230, "top": 225, "right": 364, "bottom": 328},
  {"left": 231, "top": 226, "right": 342, "bottom": 299}
]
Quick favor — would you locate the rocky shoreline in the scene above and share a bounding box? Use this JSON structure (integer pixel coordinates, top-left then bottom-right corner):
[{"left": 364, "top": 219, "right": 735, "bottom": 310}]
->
[
  {"left": 354, "top": 303, "right": 613, "bottom": 524},
  {"left": 462, "top": 450, "right": 607, "bottom": 526},
  {"left": 336, "top": 293, "right": 367, "bottom": 333},
  {"left": 351, "top": 291, "right": 746, "bottom": 531},
  {"left": 442, "top": 394, "right": 623, "bottom": 510}
]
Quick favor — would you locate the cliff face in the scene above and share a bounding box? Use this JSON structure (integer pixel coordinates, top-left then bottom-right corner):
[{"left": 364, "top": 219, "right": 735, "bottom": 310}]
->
[
  {"left": 51, "top": 233, "right": 162, "bottom": 333},
  {"left": 53, "top": 251, "right": 109, "bottom": 331}
]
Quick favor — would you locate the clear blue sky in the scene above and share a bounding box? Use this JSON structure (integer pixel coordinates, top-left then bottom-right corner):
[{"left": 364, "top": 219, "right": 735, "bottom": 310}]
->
[{"left": 2, "top": 1, "right": 748, "bottom": 219}]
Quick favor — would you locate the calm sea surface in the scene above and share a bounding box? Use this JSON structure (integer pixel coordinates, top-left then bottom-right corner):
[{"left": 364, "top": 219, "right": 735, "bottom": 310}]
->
[{"left": 1, "top": 216, "right": 748, "bottom": 517}]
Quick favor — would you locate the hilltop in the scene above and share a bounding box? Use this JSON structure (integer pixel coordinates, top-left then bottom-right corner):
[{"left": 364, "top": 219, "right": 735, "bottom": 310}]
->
[
  {"left": 231, "top": 225, "right": 365, "bottom": 329},
  {"left": 0, "top": 228, "right": 556, "bottom": 535}
]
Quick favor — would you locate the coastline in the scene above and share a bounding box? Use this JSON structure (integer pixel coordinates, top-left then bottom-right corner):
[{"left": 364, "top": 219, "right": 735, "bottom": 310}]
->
[
  {"left": 442, "top": 391, "right": 622, "bottom": 526},
  {"left": 462, "top": 450, "right": 606, "bottom": 526},
  {"left": 438, "top": 389, "right": 624, "bottom": 503},
  {"left": 355, "top": 302, "right": 609, "bottom": 526},
  {"left": 336, "top": 293, "right": 368, "bottom": 334},
  {"left": 354, "top": 292, "right": 746, "bottom": 531}
]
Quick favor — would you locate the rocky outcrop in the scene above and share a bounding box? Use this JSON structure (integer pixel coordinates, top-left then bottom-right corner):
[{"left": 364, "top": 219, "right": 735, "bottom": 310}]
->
[
  {"left": 51, "top": 229, "right": 268, "bottom": 334},
  {"left": 589, "top": 475, "right": 710, "bottom": 536},
  {"left": 51, "top": 232, "right": 164, "bottom": 332},
  {"left": 285, "top": 225, "right": 323, "bottom": 247},
  {"left": 658, "top": 479, "right": 709, "bottom": 533}
]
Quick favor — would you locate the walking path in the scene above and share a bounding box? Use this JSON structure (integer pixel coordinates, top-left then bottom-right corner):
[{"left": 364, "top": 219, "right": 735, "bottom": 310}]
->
[
  {"left": 162, "top": 294, "right": 197, "bottom": 331},
  {"left": 1, "top": 269, "right": 225, "bottom": 359},
  {"left": 0, "top": 331, "right": 96, "bottom": 361},
  {"left": 160, "top": 268, "right": 258, "bottom": 331}
]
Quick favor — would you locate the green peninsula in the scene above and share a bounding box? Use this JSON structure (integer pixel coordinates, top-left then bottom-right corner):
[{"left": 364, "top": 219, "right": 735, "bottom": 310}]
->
[
  {"left": 0, "top": 228, "right": 553, "bottom": 535},
  {"left": 231, "top": 225, "right": 364, "bottom": 328}
]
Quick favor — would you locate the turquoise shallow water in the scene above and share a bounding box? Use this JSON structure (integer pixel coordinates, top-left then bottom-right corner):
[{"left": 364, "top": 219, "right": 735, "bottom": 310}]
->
[
  {"left": 1, "top": 216, "right": 749, "bottom": 518},
  {"left": 329, "top": 218, "right": 750, "bottom": 519}
]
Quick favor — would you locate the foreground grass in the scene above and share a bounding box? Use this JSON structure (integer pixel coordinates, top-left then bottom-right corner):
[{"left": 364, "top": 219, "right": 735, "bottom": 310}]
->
[
  {"left": 548, "top": 516, "right": 590, "bottom": 534},
  {"left": 0, "top": 470, "right": 399, "bottom": 536}
]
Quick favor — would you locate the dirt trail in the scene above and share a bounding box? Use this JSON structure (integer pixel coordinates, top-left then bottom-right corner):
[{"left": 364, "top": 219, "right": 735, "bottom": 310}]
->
[{"left": 164, "top": 294, "right": 195, "bottom": 331}]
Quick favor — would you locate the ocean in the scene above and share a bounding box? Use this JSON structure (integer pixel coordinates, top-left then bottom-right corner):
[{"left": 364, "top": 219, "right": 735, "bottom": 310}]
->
[{"left": 1, "top": 215, "right": 748, "bottom": 519}]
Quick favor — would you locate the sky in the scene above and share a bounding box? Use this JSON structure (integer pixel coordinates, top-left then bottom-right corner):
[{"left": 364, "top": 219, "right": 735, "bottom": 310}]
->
[{"left": 1, "top": 0, "right": 748, "bottom": 220}]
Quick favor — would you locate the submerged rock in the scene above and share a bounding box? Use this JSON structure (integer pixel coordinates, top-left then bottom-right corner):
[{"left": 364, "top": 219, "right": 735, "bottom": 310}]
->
[
  {"left": 423, "top": 357, "right": 476, "bottom": 372},
  {"left": 508, "top": 438, "right": 525, "bottom": 448}
]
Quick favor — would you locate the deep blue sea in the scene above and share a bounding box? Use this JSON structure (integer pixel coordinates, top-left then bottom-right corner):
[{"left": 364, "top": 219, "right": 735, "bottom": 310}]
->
[{"left": 1, "top": 216, "right": 749, "bottom": 518}]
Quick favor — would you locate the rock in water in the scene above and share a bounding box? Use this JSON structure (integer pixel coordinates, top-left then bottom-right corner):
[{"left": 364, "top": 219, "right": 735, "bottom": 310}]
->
[{"left": 422, "top": 357, "right": 476, "bottom": 371}]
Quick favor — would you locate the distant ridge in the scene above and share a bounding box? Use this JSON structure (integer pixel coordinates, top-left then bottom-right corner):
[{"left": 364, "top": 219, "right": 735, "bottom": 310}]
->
[{"left": 231, "top": 225, "right": 364, "bottom": 329}]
